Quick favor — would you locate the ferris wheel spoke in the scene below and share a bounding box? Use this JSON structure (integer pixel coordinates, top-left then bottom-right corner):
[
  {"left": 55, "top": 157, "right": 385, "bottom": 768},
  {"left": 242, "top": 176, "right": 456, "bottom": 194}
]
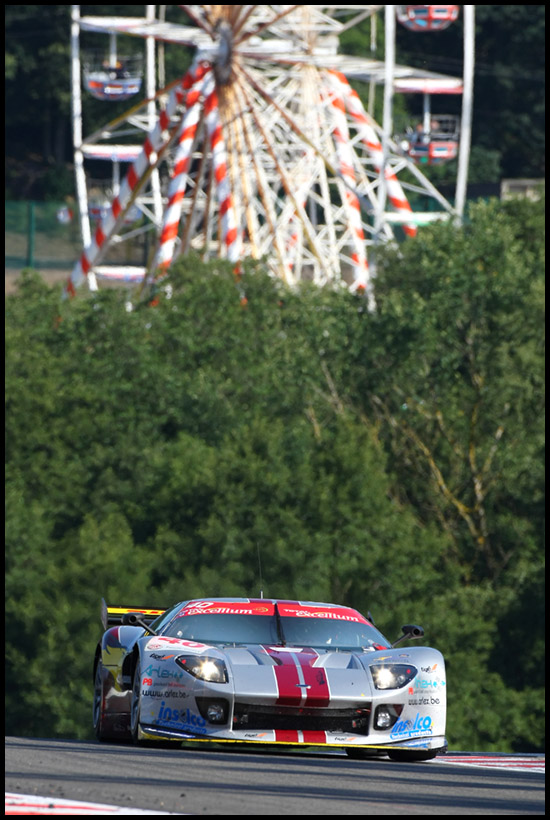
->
[
  {"left": 235, "top": 5, "right": 301, "bottom": 46},
  {"left": 226, "top": 91, "right": 261, "bottom": 260},
  {"left": 82, "top": 77, "right": 186, "bottom": 148},
  {"left": 231, "top": 6, "right": 261, "bottom": 40},
  {"left": 238, "top": 64, "right": 343, "bottom": 191},
  {"left": 237, "top": 61, "right": 376, "bottom": 285},
  {"left": 179, "top": 5, "right": 216, "bottom": 36},
  {"left": 239, "top": 76, "right": 332, "bottom": 280},
  {"left": 239, "top": 63, "right": 371, "bottom": 279},
  {"left": 233, "top": 82, "right": 296, "bottom": 283}
]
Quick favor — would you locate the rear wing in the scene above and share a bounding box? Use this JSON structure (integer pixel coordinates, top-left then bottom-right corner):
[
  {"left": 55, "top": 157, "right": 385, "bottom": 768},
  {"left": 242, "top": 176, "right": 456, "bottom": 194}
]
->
[{"left": 101, "top": 598, "right": 166, "bottom": 631}]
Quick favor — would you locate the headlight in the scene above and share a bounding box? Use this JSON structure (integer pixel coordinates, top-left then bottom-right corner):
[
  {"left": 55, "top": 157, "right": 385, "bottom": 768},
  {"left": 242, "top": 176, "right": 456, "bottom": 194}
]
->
[
  {"left": 175, "top": 655, "right": 228, "bottom": 683},
  {"left": 370, "top": 663, "right": 417, "bottom": 690}
]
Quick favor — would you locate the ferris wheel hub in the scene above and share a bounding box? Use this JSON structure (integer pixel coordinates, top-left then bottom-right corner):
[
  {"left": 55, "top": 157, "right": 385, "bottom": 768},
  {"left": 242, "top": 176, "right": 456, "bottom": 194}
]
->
[{"left": 213, "top": 20, "right": 234, "bottom": 86}]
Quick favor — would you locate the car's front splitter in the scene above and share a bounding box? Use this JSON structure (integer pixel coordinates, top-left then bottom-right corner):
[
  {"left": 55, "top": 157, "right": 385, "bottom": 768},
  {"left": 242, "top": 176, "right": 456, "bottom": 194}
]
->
[{"left": 139, "top": 723, "right": 447, "bottom": 753}]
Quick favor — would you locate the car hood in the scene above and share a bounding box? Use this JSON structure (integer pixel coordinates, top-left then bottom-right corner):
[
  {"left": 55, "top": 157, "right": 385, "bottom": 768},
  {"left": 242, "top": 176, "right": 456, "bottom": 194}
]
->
[{"left": 220, "top": 644, "right": 377, "bottom": 706}]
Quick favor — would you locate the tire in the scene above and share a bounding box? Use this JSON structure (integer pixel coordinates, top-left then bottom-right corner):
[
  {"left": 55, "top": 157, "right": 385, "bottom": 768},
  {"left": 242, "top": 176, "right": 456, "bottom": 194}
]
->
[
  {"left": 130, "top": 656, "right": 143, "bottom": 744},
  {"left": 93, "top": 661, "right": 109, "bottom": 741},
  {"left": 387, "top": 749, "right": 438, "bottom": 762},
  {"left": 346, "top": 748, "right": 385, "bottom": 760}
]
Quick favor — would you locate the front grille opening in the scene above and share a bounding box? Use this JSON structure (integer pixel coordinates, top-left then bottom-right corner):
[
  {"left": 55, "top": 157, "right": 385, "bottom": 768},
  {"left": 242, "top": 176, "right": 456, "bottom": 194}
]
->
[{"left": 233, "top": 704, "right": 371, "bottom": 735}]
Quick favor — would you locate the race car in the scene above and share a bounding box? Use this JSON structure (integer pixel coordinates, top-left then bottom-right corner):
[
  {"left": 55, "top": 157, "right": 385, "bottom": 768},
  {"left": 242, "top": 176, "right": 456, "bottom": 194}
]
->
[{"left": 93, "top": 597, "right": 447, "bottom": 761}]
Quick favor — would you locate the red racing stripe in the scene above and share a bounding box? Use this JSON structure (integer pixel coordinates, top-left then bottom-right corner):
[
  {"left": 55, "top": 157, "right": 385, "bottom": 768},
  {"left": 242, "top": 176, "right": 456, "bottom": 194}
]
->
[
  {"left": 265, "top": 647, "right": 330, "bottom": 707},
  {"left": 299, "top": 649, "right": 330, "bottom": 707},
  {"left": 271, "top": 650, "right": 302, "bottom": 706},
  {"left": 274, "top": 730, "right": 300, "bottom": 744},
  {"left": 302, "top": 730, "right": 328, "bottom": 744}
]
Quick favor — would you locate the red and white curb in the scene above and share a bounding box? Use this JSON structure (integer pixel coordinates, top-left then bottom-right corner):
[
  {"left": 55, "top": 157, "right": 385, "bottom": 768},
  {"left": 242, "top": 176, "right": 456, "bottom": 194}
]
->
[
  {"left": 431, "top": 755, "right": 545, "bottom": 774},
  {"left": 5, "top": 794, "right": 187, "bottom": 815}
]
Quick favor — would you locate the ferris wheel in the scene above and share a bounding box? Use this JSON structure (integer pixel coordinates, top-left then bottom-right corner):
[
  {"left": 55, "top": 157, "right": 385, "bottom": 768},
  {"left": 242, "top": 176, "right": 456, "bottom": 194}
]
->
[{"left": 67, "top": 5, "right": 474, "bottom": 306}]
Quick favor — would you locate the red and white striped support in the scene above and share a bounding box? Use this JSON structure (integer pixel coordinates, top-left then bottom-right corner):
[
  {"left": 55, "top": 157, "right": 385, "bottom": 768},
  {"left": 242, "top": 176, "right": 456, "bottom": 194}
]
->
[
  {"left": 203, "top": 87, "right": 241, "bottom": 264},
  {"left": 326, "top": 83, "right": 374, "bottom": 308},
  {"left": 328, "top": 70, "right": 417, "bottom": 239},
  {"left": 152, "top": 69, "right": 214, "bottom": 276},
  {"left": 64, "top": 58, "right": 212, "bottom": 298}
]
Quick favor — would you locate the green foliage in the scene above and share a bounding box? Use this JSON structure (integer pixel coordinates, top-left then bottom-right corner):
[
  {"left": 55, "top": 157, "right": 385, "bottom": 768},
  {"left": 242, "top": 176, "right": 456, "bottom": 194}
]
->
[
  {"left": 366, "top": 198, "right": 545, "bottom": 582},
  {"left": 5, "top": 200, "right": 544, "bottom": 751}
]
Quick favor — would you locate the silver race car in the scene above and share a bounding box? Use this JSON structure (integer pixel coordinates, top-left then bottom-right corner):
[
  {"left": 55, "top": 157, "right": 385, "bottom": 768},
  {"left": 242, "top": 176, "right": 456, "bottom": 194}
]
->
[{"left": 93, "top": 597, "right": 447, "bottom": 761}]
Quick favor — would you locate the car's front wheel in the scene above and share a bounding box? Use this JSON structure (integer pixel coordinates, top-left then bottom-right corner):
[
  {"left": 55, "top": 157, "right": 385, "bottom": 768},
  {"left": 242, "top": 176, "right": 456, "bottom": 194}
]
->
[
  {"left": 387, "top": 749, "right": 438, "bottom": 762},
  {"left": 130, "top": 656, "right": 144, "bottom": 744},
  {"left": 345, "top": 748, "right": 385, "bottom": 760}
]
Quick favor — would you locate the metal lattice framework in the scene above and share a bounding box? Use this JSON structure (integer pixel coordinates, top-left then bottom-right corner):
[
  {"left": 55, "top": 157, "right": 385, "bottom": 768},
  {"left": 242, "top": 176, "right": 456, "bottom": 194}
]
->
[{"left": 68, "top": 5, "right": 473, "bottom": 305}]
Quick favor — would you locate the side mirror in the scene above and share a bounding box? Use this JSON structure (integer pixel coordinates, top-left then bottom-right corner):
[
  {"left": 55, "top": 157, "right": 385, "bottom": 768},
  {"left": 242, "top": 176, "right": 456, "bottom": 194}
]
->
[
  {"left": 121, "top": 612, "right": 157, "bottom": 634},
  {"left": 121, "top": 612, "right": 142, "bottom": 625},
  {"left": 391, "top": 624, "right": 424, "bottom": 648}
]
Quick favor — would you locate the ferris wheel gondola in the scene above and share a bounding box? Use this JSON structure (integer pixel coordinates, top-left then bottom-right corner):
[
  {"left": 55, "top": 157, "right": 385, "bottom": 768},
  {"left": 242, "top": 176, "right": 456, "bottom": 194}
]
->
[
  {"left": 67, "top": 5, "right": 473, "bottom": 303},
  {"left": 404, "top": 114, "right": 460, "bottom": 165},
  {"left": 396, "top": 5, "right": 460, "bottom": 32},
  {"left": 83, "top": 55, "right": 143, "bottom": 101}
]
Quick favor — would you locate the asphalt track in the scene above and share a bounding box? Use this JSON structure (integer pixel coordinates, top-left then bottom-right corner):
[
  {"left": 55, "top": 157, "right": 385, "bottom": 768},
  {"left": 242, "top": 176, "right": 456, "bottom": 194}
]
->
[{"left": 5, "top": 737, "right": 545, "bottom": 816}]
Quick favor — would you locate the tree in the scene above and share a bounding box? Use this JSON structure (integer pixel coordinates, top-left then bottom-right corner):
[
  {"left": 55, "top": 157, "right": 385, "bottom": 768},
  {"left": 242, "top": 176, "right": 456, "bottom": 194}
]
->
[
  {"left": 354, "top": 198, "right": 545, "bottom": 583},
  {"left": 5, "top": 197, "right": 544, "bottom": 750}
]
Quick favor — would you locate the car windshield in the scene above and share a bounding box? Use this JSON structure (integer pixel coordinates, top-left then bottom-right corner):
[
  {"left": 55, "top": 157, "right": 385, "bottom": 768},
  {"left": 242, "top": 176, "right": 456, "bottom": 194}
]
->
[
  {"left": 280, "top": 616, "right": 390, "bottom": 650},
  {"left": 163, "top": 613, "right": 280, "bottom": 646},
  {"left": 162, "top": 610, "right": 390, "bottom": 650}
]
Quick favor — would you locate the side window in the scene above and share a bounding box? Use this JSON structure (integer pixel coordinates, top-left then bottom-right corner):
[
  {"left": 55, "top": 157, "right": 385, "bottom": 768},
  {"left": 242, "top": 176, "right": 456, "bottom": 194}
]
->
[{"left": 148, "top": 603, "right": 182, "bottom": 634}]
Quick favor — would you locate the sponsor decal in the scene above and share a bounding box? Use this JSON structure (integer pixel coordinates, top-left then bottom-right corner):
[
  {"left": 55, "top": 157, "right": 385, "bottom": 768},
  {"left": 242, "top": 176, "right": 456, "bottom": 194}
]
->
[
  {"left": 108, "top": 607, "right": 164, "bottom": 617},
  {"left": 142, "top": 664, "right": 185, "bottom": 682},
  {"left": 408, "top": 695, "right": 441, "bottom": 706},
  {"left": 146, "top": 637, "right": 208, "bottom": 651},
  {"left": 277, "top": 602, "right": 367, "bottom": 623},
  {"left": 178, "top": 600, "right": 274, "bottom": 616},
  {"left": 402, "top": 739, "right": 432, "bottom": 749},
  {"left": 142, "top": 689, "right": 190, "bottom": 699},
  {"left": 155, "top": 702, "right": 207, "bottom": 733},
  {"left": 409, "top": 677, "right": 446, "bottom": 691},
  {"left": 390, "top": 712, "right": 433, "bottom": 740}
]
